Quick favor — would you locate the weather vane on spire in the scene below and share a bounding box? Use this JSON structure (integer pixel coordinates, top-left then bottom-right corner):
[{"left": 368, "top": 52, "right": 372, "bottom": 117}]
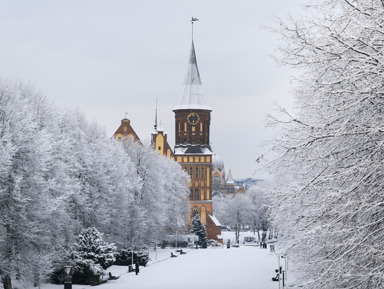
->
[
  {"left": 154, "top": 98, "right": 158, "bottom": 131},
  {"left": 191, "top": 17, "right": 199, "bottom": 40}
]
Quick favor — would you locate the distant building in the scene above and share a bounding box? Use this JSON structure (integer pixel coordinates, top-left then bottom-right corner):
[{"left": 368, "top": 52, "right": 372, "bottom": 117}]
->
[
  {"left": 151, "top": 128, "right": 175, "bottom": 160},
  {"left": 113, "top": 118, "right": 141, "bottom": 144}
]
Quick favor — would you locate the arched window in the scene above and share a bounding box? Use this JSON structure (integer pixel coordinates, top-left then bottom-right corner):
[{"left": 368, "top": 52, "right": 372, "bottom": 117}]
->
[
  {"left": 201, "top": 206, "right": 207, "bottom": 224},
  {"left": 196, "top": 167, "right": 199, "bottom": 178},
  {"left": 193, "top": 206, "right": 198, "bottom": 217},
  {"left": 189, "top": 189, "right": 193, "bottom": 199},
  {"left": 190, "top": 167, "right": 193, "bottom": 176},
  {"left": 201, "top": 167, "right": 204, "bottom": 177},
  {"left": 195, "top": 189, "right": 199, "bottom": 200}
]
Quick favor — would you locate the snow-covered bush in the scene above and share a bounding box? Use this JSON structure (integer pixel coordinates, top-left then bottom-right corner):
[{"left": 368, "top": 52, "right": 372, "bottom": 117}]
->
[
  {"left": 72, "top": 227, "right": 117, "bottom": 269},
  {"left": 114, "top": 247, "right": 149, "bottom": 267}
]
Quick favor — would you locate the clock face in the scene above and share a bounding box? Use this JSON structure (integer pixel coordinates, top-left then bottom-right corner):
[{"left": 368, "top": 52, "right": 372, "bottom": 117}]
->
[{"left": 187, "top": 112, "right": 200, "bottom": 126}]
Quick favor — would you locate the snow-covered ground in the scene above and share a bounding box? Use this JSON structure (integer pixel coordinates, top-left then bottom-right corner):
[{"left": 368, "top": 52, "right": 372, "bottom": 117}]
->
[{"left": 29, "top": 232, "right": 281, "bottom": 289}]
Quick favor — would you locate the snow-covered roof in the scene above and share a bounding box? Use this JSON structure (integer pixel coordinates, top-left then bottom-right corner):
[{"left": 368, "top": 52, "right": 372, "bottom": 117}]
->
[
  {"left": 174, "top": 41, "right": 212, "bottom": 111},
  {"left": 208, "top": 214, "right": 221, "bottom": 227},
  {"left": 174, "top": 146, "right": 212, "bottom": 155},
  {"left": 226, "top": 169, "right": 234, "bottom": 184}
]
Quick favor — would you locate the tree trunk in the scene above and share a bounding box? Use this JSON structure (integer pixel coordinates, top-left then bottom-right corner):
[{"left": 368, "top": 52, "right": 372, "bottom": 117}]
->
[
  {"left": 33, "top": 270, "right": 40, "bottom": 287},
  {"left": 2, "top": 274, "right": 12, "bottom": 289}
]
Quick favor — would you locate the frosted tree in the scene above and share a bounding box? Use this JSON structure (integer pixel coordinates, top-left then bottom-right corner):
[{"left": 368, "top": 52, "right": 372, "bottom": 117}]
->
[
  {"left": 0, "top": 81, "right": 64, "bottom": 289},
  {"left": 72, "top": 227, "right": 117, "bottom": 269},
  {"left": 190, "top": 215, "right": 207, "bottom": 247},
  {"left": 264, "top": 0, "right": 384, "bottom": 287},
  {"left": 122, "top": 142, "right": 189, "bottom": 247}
]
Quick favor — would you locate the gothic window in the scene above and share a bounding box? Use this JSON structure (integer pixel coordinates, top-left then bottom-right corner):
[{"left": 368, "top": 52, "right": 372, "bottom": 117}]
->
[
  {"left": 193, "top": 206, "right": 198, "bottom": 217},
  {"left": 201, "top": 167, "right": 204, "bottom": 177},
  {"left": 196, "top": 167, "right": 199, "bottom": 178},
  {"left": 195, "top": 189, "right": 199, "bottom": 200},
  {"left": 214, "top": 175, "right": 220, "bottom": 191},
  {"left": 189, "top": 189, "right": 193, "bottom": 199},
  {"left": 117, "top": 137, "right": 121, "bottom": 141},
  {"left": 201, "top": 206, "right": 206, "bottom": 224},
  {"left": 190, "top": 167, "right": 193, "bottom": 177}
]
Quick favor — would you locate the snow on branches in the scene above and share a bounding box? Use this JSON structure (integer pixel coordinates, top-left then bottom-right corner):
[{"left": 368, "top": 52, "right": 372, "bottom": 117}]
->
[
  {"left": 266, "top": 0, "right": 384, "bottom": 288},
  {"left": 0, "top": 79, "right": 190, "bottom": 289}
]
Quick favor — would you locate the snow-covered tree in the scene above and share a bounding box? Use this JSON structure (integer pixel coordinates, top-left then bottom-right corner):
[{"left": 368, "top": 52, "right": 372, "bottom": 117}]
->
[
  {"left": 72, "top": 227, "right": 117, "bottom": 270},
  {"left": 264, "top": 0, "right": 384, "bottom": 287},
  {"left": 0, "top": 78, "right": 190, "bottom": 288},
  {"left": 190, "top": 215, "right": 207, "bottom": 247},
  {"left": 214, "top": 186, "right": 271, "bottom": 241},
  {"left": 0, "top": 81, "right": 64, "bottom": 289}
]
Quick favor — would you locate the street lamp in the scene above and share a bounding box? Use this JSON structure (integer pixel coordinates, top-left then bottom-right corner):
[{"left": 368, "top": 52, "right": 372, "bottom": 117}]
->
[
  {"left": 64, "top": 266, "right": 73, "bottom": 289},
  {"left": 281, "top": 255, "right": 288, "bottom": 288}
]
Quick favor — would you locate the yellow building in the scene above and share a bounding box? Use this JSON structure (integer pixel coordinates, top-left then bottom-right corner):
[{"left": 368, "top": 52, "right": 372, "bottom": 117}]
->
[
  {"left": 173, "top": 41, "right": 222, "bottom": 243},
  {"left": 113, "top": 118, "right": 141, "bottom": 144}
]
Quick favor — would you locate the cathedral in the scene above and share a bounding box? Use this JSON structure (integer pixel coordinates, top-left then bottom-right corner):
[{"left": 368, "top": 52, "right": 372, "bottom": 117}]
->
[{"left": 113, "top": 39, "right": 223, "bottom": 243}]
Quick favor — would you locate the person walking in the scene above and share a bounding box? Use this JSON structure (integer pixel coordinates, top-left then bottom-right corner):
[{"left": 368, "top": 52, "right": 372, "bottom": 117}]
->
[{"left": 135, "top": 261, "right": 139, "bottom": 275}]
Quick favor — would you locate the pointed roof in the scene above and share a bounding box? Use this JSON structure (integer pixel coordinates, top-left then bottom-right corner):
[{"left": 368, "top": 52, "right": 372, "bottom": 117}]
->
[
  {"left": 113, "top": 118, "right": 141, "bottom": 143},
  {"left": 226, "top": 169, "right": 235, "bottom": 184},
  {"left": 174, "top": 41, "right": 211, "bottom": 111}
]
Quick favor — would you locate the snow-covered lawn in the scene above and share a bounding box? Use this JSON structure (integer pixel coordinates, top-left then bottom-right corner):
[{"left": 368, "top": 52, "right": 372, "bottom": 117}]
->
[{"left": 33, "top": 244, "right": 280, "bottom": 289}]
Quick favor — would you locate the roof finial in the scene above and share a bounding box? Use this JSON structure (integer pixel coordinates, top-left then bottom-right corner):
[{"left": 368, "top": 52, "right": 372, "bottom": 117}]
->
[
  {"left": 125, "top": 112, "right": 128, "bottom": 119},
  {"left": 191, "top": 17, "right": 199, "bottom": 41},
  {"left": 154, "top": 99, "right": 158, "bottom": 131}
]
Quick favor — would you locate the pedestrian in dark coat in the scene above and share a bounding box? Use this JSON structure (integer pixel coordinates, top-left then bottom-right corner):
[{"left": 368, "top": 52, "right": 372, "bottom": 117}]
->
[{"left": 135, "top": 261, "right": 139, "bottom": 275}]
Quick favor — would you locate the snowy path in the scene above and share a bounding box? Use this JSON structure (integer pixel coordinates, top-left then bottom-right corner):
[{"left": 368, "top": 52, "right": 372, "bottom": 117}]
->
[
  {"left": 100, "top": 246, "right": 278, "bottom": 289},
  {"left": 36, "top": 245, "right": 279, "bottom": 289}
]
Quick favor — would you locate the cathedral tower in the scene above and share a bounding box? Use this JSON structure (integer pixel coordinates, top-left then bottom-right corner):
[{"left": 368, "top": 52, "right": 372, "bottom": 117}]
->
[{"left": 174, "top": 40, "right": 221, "bottom": 242}]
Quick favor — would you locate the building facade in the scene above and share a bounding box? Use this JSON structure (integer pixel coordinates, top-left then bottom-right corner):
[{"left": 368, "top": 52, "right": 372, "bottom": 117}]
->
[{"left": 173, "top": 41, "right": 222, "bottom": 242}]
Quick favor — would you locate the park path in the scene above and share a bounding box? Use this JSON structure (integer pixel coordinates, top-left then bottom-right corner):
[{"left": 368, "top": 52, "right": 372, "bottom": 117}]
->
[{"left": 102, "top": 246, "right": 279, "bottom": 289}]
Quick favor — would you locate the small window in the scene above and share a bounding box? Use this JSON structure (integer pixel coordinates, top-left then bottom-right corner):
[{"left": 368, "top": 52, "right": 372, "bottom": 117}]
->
[
  {"left": 195, "top": 189, "right": 199, "bottom": 199},
  {"left": 190, "top": 167, "right": 193, "bottom": 176},
  {"left": 189, "top": 189, "right": 193, "bottom": 199},
  {"left": 158, "top": 146, "right": 161, "bottom": 150},
  {"left": 193, "top": 206, "right": 198, "bottom": 217},
  {"left": 201, "top": 167, "right": 204, "bottom": 177},
  {"left": 196, "top": 167, "right": 199, "bottom": 178}
]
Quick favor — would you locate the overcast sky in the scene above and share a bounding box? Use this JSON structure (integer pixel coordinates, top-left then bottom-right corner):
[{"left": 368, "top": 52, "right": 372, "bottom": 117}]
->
[{"left": 0, "top": 0, "right": 304, "bottom": 179}]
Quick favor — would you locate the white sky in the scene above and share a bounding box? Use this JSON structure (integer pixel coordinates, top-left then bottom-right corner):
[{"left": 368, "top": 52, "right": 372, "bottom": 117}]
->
[{"left": 0, "top": 0, "right": 304, "bottom": 179}]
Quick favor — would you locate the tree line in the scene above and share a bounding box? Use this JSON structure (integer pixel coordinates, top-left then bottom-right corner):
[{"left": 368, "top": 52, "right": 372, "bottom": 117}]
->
[
  {"left": 0, "top": 80, "right": 189, "bottom": 289},
  {"left": 264, "top": 0, "right": 384, "bottom": 288}
]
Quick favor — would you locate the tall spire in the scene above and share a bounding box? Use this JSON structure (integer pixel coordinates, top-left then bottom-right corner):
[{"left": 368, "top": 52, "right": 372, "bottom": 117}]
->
[
  {"left": 226, "top": 169, "right": 234, "bottom": 184},
  {"left": 154, "top": 98, "right": 158, "bottom": 131},
  {"left": 174, "top": 40, "right": 211, "bottom": 111}
]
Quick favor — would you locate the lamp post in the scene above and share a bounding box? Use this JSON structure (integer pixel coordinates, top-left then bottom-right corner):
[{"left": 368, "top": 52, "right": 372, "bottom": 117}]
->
[
  {"left": 64, "top": 266, "right": 73, "bottom": 289},
  {"left": 281, "top": 254, "right": 288, "bottom": 285}
]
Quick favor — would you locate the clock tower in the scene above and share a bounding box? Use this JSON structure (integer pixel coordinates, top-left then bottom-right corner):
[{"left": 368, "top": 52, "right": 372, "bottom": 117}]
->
[{"left": 174, "top": 41, "right": 222, "bottom": 242}]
